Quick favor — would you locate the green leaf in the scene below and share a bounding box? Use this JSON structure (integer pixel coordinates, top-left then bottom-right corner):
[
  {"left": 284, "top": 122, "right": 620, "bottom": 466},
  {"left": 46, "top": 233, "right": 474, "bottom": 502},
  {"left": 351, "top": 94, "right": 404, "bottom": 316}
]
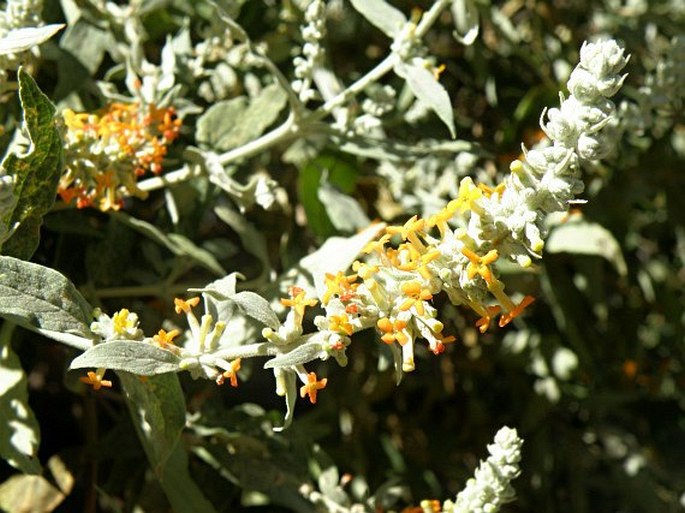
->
[
  {"left": 349, "top": 0, "right": 407, "bottom": 38},
  {"left": 264, "top": 341, "right": 323, "bottom": 369},
  {"left": 546, "top": 220, "right": 627, "bottom": 276},
  {"left": 119, "top": 372, "right": 186, "bottom": 475},
  {"left": 451, "top": 0, "right": 480, "bottom": 45},
  {"left": 120, "top": 372, "right": 216, "bottom": 513},
  {"left": 0, "top": 322, "right": 41, "bottom": 475},
  {"left": 157, "top": 442, "right": 218, "bottom": 513},
  {"left": 0, "top": 256, "right": 95, "bottom": 350},
  {"left": 196, "top": 84, "right": 288, "bottom": 152},
  {"left": 318, "top": 181, "right": 370, "bottom": 233},
  {"left": 70, "top": 341, "right": 182, "bottom": 375},
  {"left": 0, "top": 24, "right": 64, "bottom": 55},
  {"left": 59, "top": 19, "right": 110, "bottom": 74},
  {"left": 113, "top": 212, "right": 226, "bottom": 277},
  {"left": 394, "top": 59, "right": 456, "bottom": 138},
  {"left": 1, "top": 68, "right": 64, "bottom": 259}
]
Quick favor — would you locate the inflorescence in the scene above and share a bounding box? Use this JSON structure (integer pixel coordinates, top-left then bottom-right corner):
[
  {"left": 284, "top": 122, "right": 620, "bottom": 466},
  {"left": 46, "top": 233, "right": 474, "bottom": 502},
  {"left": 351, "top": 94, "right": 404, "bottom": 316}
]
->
[{"left": 79, "top": 40, "right": 628, "bottom": 424}]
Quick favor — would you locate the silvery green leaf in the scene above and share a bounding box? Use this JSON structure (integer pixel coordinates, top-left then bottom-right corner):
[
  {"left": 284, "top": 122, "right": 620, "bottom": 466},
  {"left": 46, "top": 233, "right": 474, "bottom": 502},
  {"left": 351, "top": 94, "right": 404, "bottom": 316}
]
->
[
  {"left": 0, "top": 24, "right": 64, "bottom": 55},
  {"left": 119, "top": 372, "right": 186, "bottom": 472},
  {"left": 318, "top": 182, "right": 370, "bottom": 233},
  {"left": 546, "top": 221, "right": 627, "bottom": 276},
  {"left": 59, "top": 20, "right": 109, "bottom": 73},
  {"left": 349, "top": 0, "right": 407, "bottom": 38},
  {"left": 394, "top": 59, "right": 456, "bottom": 138},
  {"left": 0, "top": 323, "right": 41, "bottom": 475},
  {"left": 196, "top": 97, "right": 248, "bottom": 150},
  {"left": 113, "top": 212, "right": 226, "bottom": 277},
  {"left": 451, "top": 0, "right": 479, "bottom": 45},
  {"left": 231, "top": 291, "right": 280, "bottom": 330},
  {"left": 119, "top": 373, "right": 215, "bottom": 513},
  {"left": 0, "top": 256, "right": 95, "bottom": 351},
  {"left": 196, "top": 84, "right": 287, "bottom": 152},
  {"left": 264, "top": 342, "right": 323, "bottom": 369},
  {"left": 70, "top": 341, "right": 182, "bottom": 375},
  {"left": 273, "top": 370, "right": 297, "bottom": 432}
]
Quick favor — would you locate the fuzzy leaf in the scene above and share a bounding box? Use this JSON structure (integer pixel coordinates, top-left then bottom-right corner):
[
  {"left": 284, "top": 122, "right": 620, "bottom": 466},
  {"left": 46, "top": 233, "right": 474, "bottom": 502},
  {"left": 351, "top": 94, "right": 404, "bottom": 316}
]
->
[
  {"left": 264, "top": 342, "right": 323, "bottom": 369},
  {"left": 394, "top": 59, "right": 456, "bottom": 138},
  {"left": 451, "top": 0, "right": 480, "bottom": 45},
  {"left": 546, "top": 221, "right": 627, "bottom": 276},
  {"left": 120, "top": 372, "right": 216, "bottom": 512},
  {"left": 231, "top": 291, "right": 281, "bottom": 330},
  {"left": 70, "top": 341, "right": 182, "bottom": 375},
  {"left": 1, "top": 69, "right": 63, "bottom": 259},
  {"left": 273, "top": 370, "right": 297, "bottom": 432},
  {"left": 0, "top": 256, "right": 95, "bottom": 350},
  {"left": 349, "top": 0, "right": 406, "bottom": 37},
  {"left": 0, "top": 24, "right": 64, "bottom": 55},
  {"left": 318, "top": 181, "right": 370, "bottom": 233},
  {"left": 0, "top": 322, "right": 41, "bottom": 475},
  {"left": 196, "top": 84, "right": 287, "bottom": 152},
  {"left": 120, "top": 372, "right": 186, "bottom": 474}
]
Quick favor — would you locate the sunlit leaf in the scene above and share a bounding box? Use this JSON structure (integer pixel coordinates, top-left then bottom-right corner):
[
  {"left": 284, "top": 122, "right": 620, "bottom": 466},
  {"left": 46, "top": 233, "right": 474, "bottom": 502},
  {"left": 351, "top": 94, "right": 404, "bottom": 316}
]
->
[
  {"left": 1, "top": 69, "right": 63, "bottom": 259},
  {"left": 70, "top": 341, "right": 182, "bottom": 375},
  {"left": 0, "top": 256, "right": 95, "bottom": 350}
]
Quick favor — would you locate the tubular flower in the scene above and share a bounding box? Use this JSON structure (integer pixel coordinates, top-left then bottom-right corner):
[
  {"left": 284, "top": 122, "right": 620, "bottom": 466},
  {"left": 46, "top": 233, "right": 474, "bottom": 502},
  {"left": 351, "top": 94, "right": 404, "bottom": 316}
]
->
[
  {"left": 377, "top": 317, "right": 410, "bottom": 345},
  {"left": 399, "top": 281, "right": 433, "bottom": 316},
  {"left": 322, "top": 271, "right": 359, "bottom": 304},
  {"left": 299, "top": 372, "right": 328, "bottom": 404},
  {"left": 79, "top": 369, "right": 112, "bottom": 391},
  {"left": 280, "top": 287, "right": 318, "bottom": 317},
  {"left": 152, "top": 329, "right": 180, "bottom": 349},
  {"left": 499, "top": 296, "right": 536, "bottom": 327},
  {"left": 58, "top": 101, "right": 181, "bottom": 211},
  {"left": 218, "top": 359, "right": 242, "bottom": 387}
]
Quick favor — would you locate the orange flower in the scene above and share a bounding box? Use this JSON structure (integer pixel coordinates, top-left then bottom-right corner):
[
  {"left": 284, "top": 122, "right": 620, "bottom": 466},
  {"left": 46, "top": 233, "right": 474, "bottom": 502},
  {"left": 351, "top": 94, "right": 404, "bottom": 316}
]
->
[
  {"left": 153, "top": 328, "right": 180, "bottom": 348},
  {"left": 174, "top": 296, "right": 200, "bottom": 314},
  {"left": 300, "top": 372, "right": 327, "bottom": 404},
  {"left": 377, "top": 317, "right": 409, "bottom": 345},
  {"left": 219, "top": 359, "right": 242, "bottom": 387},
  {"left": 462, "top": 248, "right": 499, "bottom": 284},
  {"left": 79, "top": 370, "right": 112, "bottom": 391},
  {"left": 280, "top": 289, "right": 318, "bottom": 316},
  {"left": 499, "top": 295, "right": 536, "bottom": 327},
  {"left": 475, "top": 305, "right": 502, "bottom": 334}
]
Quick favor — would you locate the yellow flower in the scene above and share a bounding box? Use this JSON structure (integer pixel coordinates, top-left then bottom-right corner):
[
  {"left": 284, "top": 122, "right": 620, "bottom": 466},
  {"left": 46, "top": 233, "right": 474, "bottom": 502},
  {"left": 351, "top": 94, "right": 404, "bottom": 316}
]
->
[
  {"left": 280, "top": 287, "right": 318, "bottom": 317},
  {"left": 112, "top": 308, "right": 137, "bottom": 335},
  {"left": 328, "top": 314, "right": 354, "bottom": 336},
  {"left": 322, "top": 271, "right": 359, "bottom": 305},
  {"left": 377, "top": 317, "right": 409, "bottom": 345},
  {"left": 152, "top": 329, "right": 180, "bottom": 348},
  {"left": 399, "top": 281, "right": 433, "bottom": 316},
  {"left": 462, "top": 248, "right": 499, "bottom": 284}
]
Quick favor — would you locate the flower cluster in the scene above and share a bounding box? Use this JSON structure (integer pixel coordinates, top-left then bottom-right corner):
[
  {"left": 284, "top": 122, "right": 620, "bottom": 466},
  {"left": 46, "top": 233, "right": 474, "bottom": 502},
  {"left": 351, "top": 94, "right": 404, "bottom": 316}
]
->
[
  {"left": 79, "top": 40, "right": 627, "bottom": 427},
  {"left": 0, "top": 0, "right": 44, "bottom": 79},
  {"left": 292, "top": 0, "right": 326, "bottom": 102},
  {"left": 58, "top": 101, "right": 181, "bottom": 210},
  {"left": 442, "top": 426, "right": 523, "bottom": 513}
]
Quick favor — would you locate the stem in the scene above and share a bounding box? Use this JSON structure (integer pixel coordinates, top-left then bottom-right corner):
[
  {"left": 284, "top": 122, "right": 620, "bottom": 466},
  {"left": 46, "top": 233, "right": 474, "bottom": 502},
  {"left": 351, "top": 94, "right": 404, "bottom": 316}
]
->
[
  {"left": 217, "top": 111, "right": 298, "bottom": 166},
  {"left": 212, "top": 342, "right": 275, "bottom": 360},
  {"left": 137, "top": 164, "right": 201, "bottom": 193},
  {"left": 311, "top": 0, "right": 451, "bottom": 120}
]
